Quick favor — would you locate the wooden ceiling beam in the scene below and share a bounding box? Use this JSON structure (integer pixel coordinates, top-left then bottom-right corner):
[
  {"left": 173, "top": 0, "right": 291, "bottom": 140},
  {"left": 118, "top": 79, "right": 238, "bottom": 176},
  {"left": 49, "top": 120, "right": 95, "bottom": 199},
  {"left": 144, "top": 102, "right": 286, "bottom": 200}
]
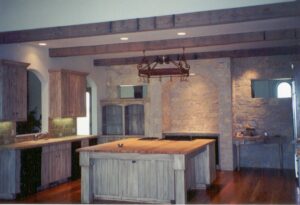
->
[
  {"left": 49, "top": 28, "right": 300, "bottom": 57},
  {"left": 94, "top": 46, "right": 300, "bottom": 66},
  {"left": 0, "top": 1, "right": 299, "bottom": 44}
]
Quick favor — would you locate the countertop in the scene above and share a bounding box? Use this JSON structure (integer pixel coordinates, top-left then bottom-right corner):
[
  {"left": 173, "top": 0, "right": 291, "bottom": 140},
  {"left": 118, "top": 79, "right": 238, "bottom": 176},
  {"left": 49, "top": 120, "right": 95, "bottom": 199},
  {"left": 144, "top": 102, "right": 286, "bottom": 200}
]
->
[
  {"left": 78, "top": 138, "right": 215, "bottom": 155},
  {"left": 0, "top": 135, "right": 97, "bottom": 150}
]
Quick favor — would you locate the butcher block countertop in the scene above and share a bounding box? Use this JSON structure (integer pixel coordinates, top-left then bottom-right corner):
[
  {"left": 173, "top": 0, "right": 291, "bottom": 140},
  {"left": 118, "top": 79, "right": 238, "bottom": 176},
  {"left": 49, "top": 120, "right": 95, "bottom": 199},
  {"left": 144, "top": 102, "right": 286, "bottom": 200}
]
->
[
  {"left": 78, "top": 138, "right": 215, "bottom": 155},
  {"left": 0, "top": 135, "right": 97, "bottom": 150}
]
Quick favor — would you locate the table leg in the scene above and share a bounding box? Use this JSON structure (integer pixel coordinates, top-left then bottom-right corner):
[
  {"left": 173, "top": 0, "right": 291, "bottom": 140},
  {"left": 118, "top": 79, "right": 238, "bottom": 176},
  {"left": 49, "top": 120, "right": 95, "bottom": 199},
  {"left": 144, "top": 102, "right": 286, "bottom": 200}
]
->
[
  {"left": 80, "top": 152, "right": 93, "bottom": 204},
  {"left": 278, "top": 143, "right": 283, "bottom": 169},
  {"left": 236, "top": 143, "right": 240, "bottom": 171},
  {"left": 174, "top": 155, "right": 186, "bottom": 204}
]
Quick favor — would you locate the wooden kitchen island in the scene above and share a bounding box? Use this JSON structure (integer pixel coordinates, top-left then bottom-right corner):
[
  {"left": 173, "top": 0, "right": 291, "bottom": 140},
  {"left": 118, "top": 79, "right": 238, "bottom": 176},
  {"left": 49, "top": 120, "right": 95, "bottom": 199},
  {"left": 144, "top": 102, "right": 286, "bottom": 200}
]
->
[{"left": 78, "top": 138, "right": 216, "bottom": 204}]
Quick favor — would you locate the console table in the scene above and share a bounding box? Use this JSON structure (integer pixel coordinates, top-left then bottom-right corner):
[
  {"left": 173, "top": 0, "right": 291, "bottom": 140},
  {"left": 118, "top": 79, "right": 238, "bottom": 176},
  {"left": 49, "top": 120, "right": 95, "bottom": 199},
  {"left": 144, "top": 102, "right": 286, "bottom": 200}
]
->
[{"left": 234, "top": 135, "right": 285, "bottom": 170}]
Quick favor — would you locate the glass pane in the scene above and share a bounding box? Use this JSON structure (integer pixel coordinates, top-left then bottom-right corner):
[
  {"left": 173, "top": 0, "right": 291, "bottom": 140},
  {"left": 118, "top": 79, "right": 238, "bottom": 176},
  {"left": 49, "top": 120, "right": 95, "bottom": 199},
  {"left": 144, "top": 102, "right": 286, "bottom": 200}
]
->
[
  {"left": 125, "top": 104, "right": 144, "bottom": 135},
  {"left": 102, "top": 105, "right": 123, "bottom": 135},
  {"left": 277, "top": 82, "right": 292, "bottom": 98}
]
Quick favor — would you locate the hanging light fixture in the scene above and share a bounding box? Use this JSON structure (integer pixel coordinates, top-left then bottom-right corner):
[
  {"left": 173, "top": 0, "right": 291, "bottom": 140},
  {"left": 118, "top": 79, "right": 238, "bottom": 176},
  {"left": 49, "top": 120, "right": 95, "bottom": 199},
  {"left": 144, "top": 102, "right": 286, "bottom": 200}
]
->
[{"left": 137, "top": 48, "right": 190, "bottom": 82}]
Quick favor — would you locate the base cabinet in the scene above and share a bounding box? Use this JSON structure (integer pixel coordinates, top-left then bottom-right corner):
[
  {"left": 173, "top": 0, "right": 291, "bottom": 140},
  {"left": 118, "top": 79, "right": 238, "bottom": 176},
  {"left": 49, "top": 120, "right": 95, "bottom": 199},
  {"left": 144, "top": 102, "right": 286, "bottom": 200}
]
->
[
  {"left": 0, "top": 149, "right": 20, "bottom": 199},
  {"left": 41, "top": 143, "right": 71, "bottom": 187},
  {"left": 0, "top": 137, "right": 97, "bottom": 199}
]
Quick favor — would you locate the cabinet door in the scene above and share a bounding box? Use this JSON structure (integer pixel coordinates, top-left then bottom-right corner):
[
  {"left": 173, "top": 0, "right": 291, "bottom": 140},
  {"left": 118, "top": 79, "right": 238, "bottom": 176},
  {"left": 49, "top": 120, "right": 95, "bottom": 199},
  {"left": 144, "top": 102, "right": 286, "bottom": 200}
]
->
[
  {"left": 125, "top": 104, "right": 144, "bottom": 135},
  {"left": 61, "top": 143, "right": 71, "bottom": 180},
  {"left": 53, "top": 143, "right": 71, "bottom": 182},
  {"left": 41, "top": 146, "right": 50, "bottom": 187},
  {"left": 0, "top": 60, "right": 28, "bottom": 121},
  {"left": 14, "top": 66, "right": 27, "bottom": 121},
  {"left": 49, "top": 70, "right": 87, "bottom": 118},
  {"left": 2, "top": 65, "right": 15, "bottom": 120},
  {"left": 67, "top": 73, "right": 86, "bottom": 117}
]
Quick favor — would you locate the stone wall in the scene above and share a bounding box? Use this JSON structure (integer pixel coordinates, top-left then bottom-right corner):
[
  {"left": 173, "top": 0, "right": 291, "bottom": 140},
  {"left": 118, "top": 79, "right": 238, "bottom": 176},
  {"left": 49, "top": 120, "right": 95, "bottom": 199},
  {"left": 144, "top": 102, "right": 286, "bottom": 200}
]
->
[
  {"left": 103, "top": 58, "right": 234, "bottom": 170},
  {"left": 162, "top": 58, "right": 233, "bottom": 170},
  {"left": 0, "top": 121, "right": 16, "bottom": 145},
  {"left": 232, "top": 55, "right": 299, "bottom": 169}
]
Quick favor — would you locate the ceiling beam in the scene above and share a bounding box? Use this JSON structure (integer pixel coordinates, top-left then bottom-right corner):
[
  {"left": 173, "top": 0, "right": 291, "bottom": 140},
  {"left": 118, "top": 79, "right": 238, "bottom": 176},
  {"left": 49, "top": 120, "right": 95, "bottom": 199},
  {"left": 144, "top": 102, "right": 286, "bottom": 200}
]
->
[
  {"left": 0, "top": 1, "right": 299, "bottom": 44},
  {"left": 49, "top": 28, "right": 300, "bottom": 57},
  {"left": 94, "top": 46, "right": 300, "bottom": 66}
]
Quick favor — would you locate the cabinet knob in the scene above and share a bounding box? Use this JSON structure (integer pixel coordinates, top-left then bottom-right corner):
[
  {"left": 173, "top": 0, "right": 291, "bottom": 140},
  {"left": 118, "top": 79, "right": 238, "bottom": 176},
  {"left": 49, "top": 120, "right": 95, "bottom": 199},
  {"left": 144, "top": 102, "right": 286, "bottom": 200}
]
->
[{"left": 132, "top": 160, "right": 136, "bottom": 164}]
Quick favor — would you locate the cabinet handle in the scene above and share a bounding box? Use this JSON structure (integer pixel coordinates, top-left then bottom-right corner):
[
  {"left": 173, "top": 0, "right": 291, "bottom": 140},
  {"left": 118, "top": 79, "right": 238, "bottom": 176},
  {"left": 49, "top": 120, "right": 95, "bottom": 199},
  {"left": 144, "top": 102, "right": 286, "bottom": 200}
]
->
[{"left": 132, "top": 160, "right": 136, "bottom": 164}]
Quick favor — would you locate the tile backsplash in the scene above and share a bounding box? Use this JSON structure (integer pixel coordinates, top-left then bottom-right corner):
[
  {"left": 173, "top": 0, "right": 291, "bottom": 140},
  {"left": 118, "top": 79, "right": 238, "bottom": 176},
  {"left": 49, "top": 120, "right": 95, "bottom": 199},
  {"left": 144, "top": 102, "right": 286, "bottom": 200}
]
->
[
  {"left": 0, "top": 121, "right": 16, "bottom": 145},
  {"left": 48, "top": 118, "right": 77, "bottom": 137}
]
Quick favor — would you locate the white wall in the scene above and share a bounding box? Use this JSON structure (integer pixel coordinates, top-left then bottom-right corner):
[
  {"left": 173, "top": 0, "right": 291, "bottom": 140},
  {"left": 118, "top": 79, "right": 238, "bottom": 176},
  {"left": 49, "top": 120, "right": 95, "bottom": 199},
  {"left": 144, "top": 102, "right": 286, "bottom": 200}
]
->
[
  {"left": 0, "top": 44, "right": 105, "bottom": 135},
  {"left": 0, "top": 44, "right": 50, "bottom": 132},
  {"left": 0, "top": 0, "right": 294, "bottom": 32}
]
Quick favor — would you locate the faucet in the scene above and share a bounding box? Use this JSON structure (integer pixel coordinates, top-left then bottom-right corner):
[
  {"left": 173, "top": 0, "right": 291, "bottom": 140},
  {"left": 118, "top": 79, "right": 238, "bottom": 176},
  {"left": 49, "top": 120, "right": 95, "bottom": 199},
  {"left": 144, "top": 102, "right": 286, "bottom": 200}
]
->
[{"left": 33, "top": 128, "right": 48, "bottom": 141}]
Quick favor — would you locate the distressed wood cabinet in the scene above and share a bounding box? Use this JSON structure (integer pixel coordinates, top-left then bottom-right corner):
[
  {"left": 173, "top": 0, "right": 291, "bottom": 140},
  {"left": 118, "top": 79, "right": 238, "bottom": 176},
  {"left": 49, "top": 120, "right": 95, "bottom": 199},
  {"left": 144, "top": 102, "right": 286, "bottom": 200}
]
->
[
  {"left": 0, "top": 59, "right": 29, "bottom": 121},
  {"left": 49, "top": 69, "right": 87, "bottom": 118},
  {"left": 41, "top": 142, "right": 71, "bottom": 187},
  {"left": 0, "top": 137, "right": 97, "bottom": 199}
]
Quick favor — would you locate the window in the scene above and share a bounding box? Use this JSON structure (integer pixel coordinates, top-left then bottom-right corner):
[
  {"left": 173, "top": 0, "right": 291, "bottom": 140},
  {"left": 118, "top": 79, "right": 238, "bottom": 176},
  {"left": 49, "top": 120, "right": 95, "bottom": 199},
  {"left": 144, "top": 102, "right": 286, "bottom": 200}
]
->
[
  {"left": 77, "top": 91, "right": 91, "bottom": 135},
  {"left": 277, "top": 82, "right": 292, "bottom": 98},
  {"left": 251, "top": 78, "right": 292, "bottom": 98},
  {"left": 119, "top": 85, "right": 147, "bottom": 99}
]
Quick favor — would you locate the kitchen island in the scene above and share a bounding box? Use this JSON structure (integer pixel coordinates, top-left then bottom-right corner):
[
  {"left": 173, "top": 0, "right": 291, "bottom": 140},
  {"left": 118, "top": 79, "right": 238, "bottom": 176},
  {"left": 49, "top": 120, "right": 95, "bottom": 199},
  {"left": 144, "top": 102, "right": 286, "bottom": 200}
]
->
[{"left": 78, "top": 138, "right": 216, "bottom": 204}]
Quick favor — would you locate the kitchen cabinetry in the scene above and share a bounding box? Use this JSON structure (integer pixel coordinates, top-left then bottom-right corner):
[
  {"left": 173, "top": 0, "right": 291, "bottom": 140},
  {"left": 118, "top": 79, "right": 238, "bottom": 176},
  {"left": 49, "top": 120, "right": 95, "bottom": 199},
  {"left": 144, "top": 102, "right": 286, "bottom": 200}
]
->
[
  {"left": 0, "top": 136, "right": 97, "bottom": 199},
  {"left": 0, "top": 59, "right": 29, "bottom": 121},
  {"left": 41, "top": 142, "right": 71, "bottom": 186},
  {"left": 49, "top": 69, "right": 88, "bottom": 118}
]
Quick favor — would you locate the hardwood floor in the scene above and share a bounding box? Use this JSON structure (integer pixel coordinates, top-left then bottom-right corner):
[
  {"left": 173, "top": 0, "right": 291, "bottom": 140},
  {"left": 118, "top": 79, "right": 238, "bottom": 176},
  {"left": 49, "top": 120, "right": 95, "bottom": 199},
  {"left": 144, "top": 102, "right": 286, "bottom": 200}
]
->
[{"left": 0, "top": 168, "right": 298, "bottom": 204}]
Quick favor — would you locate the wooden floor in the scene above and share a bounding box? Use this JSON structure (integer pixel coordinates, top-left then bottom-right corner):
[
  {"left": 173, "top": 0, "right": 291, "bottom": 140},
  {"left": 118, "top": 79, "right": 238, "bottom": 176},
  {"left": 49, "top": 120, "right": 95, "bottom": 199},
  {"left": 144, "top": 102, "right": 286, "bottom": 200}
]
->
[{"left": 0, "top": 168, "right": 298, "bottom": 204}]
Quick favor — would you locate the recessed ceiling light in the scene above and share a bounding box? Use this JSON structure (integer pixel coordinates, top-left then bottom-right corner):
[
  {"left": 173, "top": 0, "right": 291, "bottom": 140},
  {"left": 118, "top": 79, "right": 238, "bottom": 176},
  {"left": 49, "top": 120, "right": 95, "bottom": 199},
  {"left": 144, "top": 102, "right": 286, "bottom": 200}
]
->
[
  {"left": 38, "top": 42, "right": 47, "bottom": 46},
  {"left": 177, "top": 32, "right": 186, "bottom": 36},
  {"left": 120, "top": 37, "right": 129, "bottom": 41}
]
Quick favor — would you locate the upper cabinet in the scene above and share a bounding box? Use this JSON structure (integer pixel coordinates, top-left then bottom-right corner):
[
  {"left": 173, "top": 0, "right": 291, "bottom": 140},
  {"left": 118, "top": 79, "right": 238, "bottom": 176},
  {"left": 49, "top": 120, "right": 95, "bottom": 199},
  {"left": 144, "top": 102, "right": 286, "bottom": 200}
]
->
[
  {"left": 0, "top": 59, "right": 29, "bottom": 121},
  {"left": 49, "top": 69, "right": 87, "bottom": 118}
]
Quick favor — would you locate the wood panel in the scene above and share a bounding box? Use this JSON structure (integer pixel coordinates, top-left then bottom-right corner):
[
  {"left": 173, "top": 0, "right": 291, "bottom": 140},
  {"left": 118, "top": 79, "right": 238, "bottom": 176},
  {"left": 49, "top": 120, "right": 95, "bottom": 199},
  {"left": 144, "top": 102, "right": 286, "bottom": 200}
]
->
[
  {"left": 125, "top": 104, "right": 144, "bottom": 135},
  {"left": 0, "top": 149, "right": 20, "bottom": 199},
  {"left": 41, "top": 142, "right": 71, "bottom": 187},
  {"left": 102, "top": 105, "right": 123, "bottom": 135},
  {"left": 49, "top": 69, "right": 87, "bottom": 118},
  {"left": 94, "top": 45, "right": 300, "bottom": 66},
  {"left": 0, "top": 1, "right": 298, "bottom": 44},
  {"left": 93, "top": 158, "right": 174, "bottom": 202},
  {"left": 0, "top": 60, "right": 29, "bottom": 121},
  {"left": 80, "top": 139, "right": 215, "bottom": 203}
]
